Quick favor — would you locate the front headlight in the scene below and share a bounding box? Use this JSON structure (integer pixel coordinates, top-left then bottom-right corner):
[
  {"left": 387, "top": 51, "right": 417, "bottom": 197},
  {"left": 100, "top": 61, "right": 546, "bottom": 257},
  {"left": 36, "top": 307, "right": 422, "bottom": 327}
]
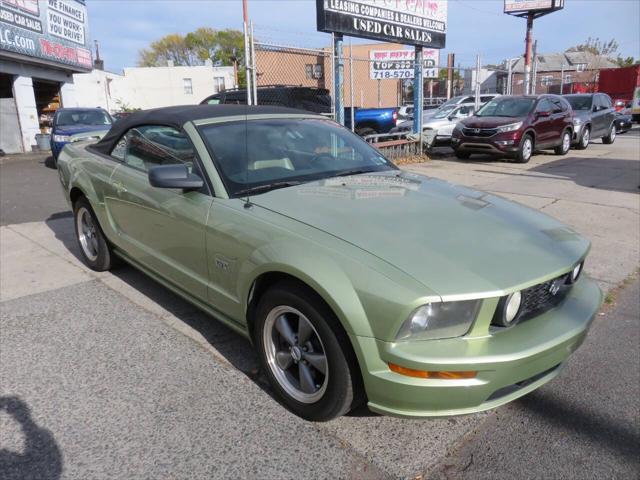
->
[
  {"left": 496, "top": 122, "right": 523, "bottom": 134},
  {"left": 395, "top": 300, "right": 481, "bottom": 341},
  {"left": 453, "top": 123, "right": 464, "bottom": 133},
  {"left": 53, "top": 134, "right": 71, "bottom": 142}
]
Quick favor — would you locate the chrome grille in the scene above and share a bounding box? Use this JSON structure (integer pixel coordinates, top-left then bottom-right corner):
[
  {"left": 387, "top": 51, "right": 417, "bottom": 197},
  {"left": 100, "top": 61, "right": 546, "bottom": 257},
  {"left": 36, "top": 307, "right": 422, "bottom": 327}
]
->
[{"left": 462, "top": 127, "right": 498, "bottom": 137}]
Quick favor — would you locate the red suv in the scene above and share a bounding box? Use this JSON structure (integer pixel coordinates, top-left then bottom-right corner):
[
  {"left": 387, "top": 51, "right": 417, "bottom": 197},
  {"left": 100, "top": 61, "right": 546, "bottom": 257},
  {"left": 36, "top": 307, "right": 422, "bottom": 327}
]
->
[{"left": 451, "top": 95, "right": 574, "bottom": 163}]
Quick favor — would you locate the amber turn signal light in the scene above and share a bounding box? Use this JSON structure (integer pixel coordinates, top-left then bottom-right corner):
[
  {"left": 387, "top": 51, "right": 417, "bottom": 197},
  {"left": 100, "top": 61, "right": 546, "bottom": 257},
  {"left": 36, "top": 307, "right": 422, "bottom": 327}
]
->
[{"left": 388, "top": 363, "right": 477, "bottom": 380}]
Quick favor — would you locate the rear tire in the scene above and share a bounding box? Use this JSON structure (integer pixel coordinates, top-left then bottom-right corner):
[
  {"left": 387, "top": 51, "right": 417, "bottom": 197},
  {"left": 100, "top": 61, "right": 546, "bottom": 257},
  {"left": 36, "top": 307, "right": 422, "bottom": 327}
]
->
[
  {"left": 356, "top": 127, "right": 377, "bottom": 137},
  {"left": 73, "top": 196, "right": 114, "bottom": 271},
  {"left": 454, "top": 150, "right": 470, "bottom": 159},
  {"left": 602, "top": 124, "right": 616, "bottom": 144},
  {"left": 575, "top": 127, "right": 590, "bottom": 150},
  {"left": 554, "top": 130, "right": 572, "bottom": 155},
  {"left": 254, "top": 281, "right": 363, "bottom": 421},
  {"left": 514, "top": 134, "right": 533, "bottom": 163}
]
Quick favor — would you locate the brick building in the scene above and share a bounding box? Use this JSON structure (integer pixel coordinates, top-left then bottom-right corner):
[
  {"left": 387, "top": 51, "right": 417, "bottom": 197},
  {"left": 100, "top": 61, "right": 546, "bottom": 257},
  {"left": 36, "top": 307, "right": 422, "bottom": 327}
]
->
[{"left": 501, "top": 51, "right": 618, "bottom": 95}]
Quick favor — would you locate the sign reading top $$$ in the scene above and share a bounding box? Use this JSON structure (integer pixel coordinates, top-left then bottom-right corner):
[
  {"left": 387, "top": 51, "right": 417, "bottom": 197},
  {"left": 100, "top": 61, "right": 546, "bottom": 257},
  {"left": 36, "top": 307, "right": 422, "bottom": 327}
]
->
[{"left": 316, "top": 0, "right": 447, "bottom": 49}]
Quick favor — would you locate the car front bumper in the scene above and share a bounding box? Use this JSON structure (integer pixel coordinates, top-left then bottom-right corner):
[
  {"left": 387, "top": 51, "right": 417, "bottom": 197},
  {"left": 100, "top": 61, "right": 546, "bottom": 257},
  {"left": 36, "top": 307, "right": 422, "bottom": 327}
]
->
[
  {"left": 351, "top": 276, "right": 602, "bottom": 418},
  {"left": 451, "top": 131, "right": 522, "bottom": 156},
  {"left": 51, "top": 140, "right": 69, "bottom": 159}
]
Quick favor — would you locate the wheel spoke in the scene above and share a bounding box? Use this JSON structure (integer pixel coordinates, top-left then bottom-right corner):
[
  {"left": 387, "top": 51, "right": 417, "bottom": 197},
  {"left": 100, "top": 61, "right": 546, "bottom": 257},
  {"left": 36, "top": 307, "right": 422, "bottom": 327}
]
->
[
  {"left": 298, "top": 362, "right": 316, "bottom": 394},
  {"left": 303, "top": 352, "right": 327, "bottom": 375},
  {"left": 275, "top": 350, "right": 293, "bottom": 370},
  {"left": 297, "top": 318, "right": 313, "bottom": 345},
  {"left": 90, "top": 235, "right": 99, "bottom": 253},
  {"left": 275, "top": 314, "right": 296, "bottom": 346}
]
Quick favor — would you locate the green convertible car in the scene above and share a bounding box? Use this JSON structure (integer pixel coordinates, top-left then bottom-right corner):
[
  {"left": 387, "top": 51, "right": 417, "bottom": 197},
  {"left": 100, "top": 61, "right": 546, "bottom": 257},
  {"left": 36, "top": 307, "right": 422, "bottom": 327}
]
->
[{"left": 57, "top": 105, "right": 602, "bottom": 421}]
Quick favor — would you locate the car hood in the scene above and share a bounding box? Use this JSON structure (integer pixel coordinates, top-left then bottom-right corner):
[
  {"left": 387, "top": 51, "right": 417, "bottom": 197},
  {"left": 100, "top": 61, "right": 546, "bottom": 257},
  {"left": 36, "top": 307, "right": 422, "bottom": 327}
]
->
[
  {"left": 250, "top": 171, "right": 589, "bottom": 299},
  {"left": 461, "top": 116, "right": 525, "bottom": 128},
  {"left": 54, "top": 125, "right": 112, "bottom": 136}
]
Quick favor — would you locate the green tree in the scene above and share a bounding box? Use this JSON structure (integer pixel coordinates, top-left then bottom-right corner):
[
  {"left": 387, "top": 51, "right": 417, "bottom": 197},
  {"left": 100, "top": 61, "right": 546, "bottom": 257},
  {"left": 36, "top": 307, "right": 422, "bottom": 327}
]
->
[
  {"left": 566, "top": 37, "right": 619, "bottom": 57},
  {"left": 138, "top": 33, "right": 197, "bottom": 67},
  {"left": 616, "top": 56, "right": 639, "bottom": 67}
]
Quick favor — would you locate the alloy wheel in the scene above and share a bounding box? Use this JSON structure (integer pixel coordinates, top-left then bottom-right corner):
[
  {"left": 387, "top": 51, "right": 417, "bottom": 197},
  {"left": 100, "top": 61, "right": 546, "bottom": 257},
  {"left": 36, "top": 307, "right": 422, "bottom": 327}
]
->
[
  {"left": 562, "top": 132, "right": 571, "bottom": 153},
  {"left": 76, "top": 207, "right": 99, "bottom": 262},
  {"left": 522, "top": 138, "right": 532, "bottom": 161},
  {"left": 581, "top": 129, "right": 590, "bottom": 148},
  {"left": 263, "top": 305, "right": 329, "bottom": 403}
]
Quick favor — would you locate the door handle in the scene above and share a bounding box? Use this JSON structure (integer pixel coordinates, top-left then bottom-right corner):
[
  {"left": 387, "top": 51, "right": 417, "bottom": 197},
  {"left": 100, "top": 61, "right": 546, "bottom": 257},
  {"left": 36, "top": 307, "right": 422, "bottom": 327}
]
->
[{"left": 113, "top": 181, "right": 127, "bottom": 194}]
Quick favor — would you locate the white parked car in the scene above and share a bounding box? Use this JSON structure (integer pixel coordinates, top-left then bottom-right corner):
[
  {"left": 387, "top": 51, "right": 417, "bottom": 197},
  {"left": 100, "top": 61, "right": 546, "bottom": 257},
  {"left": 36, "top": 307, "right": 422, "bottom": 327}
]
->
[
  {"left": 391, "top": 103, "right": 476, "bottom": 145},
  {"left": 423, "top": 94, "right": 501, "bottom": 121}
]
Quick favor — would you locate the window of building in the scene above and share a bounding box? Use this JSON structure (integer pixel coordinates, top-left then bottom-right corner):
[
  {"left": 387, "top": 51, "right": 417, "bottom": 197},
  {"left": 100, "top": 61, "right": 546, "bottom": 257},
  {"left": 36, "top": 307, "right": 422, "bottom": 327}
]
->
[
  {"left": 540, "top": 75, "right": 553, "bottom": 86},
  {"left": 183, "top": 78, "right": 193, "bottom": 95},
  {"left": 213, "top": 76, "right": 225, "bottom": 92},
  {"left": 564, "top": 74, "right": 572, "bottom": 84},
  {"left": 305, "top": 64, "right": 323, "bottom": 79},
  {"left": 576, "top": 63, "right": 586, "bottom": 72}
]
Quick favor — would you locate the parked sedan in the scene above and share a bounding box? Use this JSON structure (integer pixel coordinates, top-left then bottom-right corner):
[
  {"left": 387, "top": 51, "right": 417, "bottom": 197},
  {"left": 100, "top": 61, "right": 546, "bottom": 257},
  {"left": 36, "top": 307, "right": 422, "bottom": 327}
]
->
[
  {"left": 564, "top": 93, "right": 617, "bottom": 149},
  {"left": 614, "top": 108, "right": 633, "bottom": 133},
  {"left": 51, "top": 108, "right": 113, "bottom": 162},
  {"left": 452, "top": 95, "right": 574, "bottom": 163},
  {"left": 57, "top": 105, "right": 601, "bottom": 421},
  {"left": 391, "top": 104, "right": 475, "bottom": 145}
]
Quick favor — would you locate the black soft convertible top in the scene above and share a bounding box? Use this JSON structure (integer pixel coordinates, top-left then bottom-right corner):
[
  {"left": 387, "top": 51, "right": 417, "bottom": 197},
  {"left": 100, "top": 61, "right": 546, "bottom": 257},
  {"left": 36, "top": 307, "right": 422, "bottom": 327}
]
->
[{"left": 92, "top": 104, "right": 313, "bottom": 155}]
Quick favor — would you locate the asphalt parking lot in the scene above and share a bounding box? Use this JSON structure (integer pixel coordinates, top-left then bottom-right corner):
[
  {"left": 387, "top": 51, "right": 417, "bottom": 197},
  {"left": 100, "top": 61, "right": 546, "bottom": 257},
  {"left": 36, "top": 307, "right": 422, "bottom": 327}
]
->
[{"left": 1, "top": 129, "right": 639, "bottom": 479}]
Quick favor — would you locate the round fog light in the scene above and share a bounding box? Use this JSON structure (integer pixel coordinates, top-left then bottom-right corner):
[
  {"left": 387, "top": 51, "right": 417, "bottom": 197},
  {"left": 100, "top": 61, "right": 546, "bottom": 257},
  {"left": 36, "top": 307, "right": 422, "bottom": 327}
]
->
[
  {"left": 570, "top": 263, "right": 583, "bottom": 283},
  {"left": 504, "top": 291, "right": 522, "bottom": 324}
]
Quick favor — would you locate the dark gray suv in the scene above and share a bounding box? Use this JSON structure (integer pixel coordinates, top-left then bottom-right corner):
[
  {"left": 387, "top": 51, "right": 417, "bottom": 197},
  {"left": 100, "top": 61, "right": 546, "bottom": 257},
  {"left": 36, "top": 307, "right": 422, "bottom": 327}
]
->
[{"left": 563, "top": 93, "right": 616, "bottom": 150}]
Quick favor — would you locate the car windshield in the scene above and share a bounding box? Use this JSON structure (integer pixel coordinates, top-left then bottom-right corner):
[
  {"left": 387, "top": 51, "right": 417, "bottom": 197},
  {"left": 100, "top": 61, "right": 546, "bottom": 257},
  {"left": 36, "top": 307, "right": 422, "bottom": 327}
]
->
[
  {"left": 56, "top": 110, "right": 112, "bottom": 127},
  {"left": 439, "top": 96, "right": 463, "bottom": 108},
  {"left": 476, "top": 97, "right": 535, "bottom": 117},
  {"left": 433, "top": 105, "right": 462, "bottom": 119},
  {"left": 565, "top": 96, "right": 593, "bottom": 111},
  {"left": 199, "top": 118, "right": 396, "bottom": 197}
]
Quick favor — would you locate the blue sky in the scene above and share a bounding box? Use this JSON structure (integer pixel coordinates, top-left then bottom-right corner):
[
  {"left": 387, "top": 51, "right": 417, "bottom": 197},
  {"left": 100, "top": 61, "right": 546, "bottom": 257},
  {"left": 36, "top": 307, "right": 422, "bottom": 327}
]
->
[{"left": 87, "top": 0, "right": 640, "bottom": 72}]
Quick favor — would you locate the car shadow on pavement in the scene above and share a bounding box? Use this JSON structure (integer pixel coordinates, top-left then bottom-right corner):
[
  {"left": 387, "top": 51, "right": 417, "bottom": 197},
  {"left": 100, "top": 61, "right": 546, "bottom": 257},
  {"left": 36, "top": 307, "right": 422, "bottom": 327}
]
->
[
  {"left": 44, "top": 214, "right": 380, "bottom": 417},
  {"left": 518, "top": 391, "right": 640, "bottom": 461},
  {"left": 0, "top": 396, "right": 63, "bottom": 480}
]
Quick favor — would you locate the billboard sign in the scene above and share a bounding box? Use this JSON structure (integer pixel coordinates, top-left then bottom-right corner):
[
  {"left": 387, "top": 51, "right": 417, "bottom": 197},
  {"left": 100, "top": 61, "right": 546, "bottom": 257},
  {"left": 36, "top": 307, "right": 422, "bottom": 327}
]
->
[
  {"left": 316, "top": 0, "right": 447, "bottom": 49},
  {"left": 504, "top": 0, "right": 564, "bottom": 14},
  {"left": 0, "top": 0, "right": 91, "bottom": 71},
  {"left": 369, "top": 48, "right": 439, "bottom": 80}
]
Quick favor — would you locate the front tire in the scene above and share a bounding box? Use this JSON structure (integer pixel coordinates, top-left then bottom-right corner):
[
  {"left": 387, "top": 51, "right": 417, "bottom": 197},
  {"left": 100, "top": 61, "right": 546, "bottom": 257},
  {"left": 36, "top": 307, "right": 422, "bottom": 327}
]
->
[
  {"left": 575, "top": 127, "right": 590, "bottom": 150},
  {"left": 254, "top": 282, "right": 363, "bottom": 421},
  {"left": 73, "top": 196, "right": 114, "bottom": 271},
  {"left": 554, "top": 130, "right": 572, "bottom": 155},
  {"left": 356, "top": 127, "right": 377, "bottom": 137},
  {"left": 515, "top": 134, "right": 533, "bottom": 163},
  {"left": 602, "top": 124, "right": 616, "bottom": 144}
]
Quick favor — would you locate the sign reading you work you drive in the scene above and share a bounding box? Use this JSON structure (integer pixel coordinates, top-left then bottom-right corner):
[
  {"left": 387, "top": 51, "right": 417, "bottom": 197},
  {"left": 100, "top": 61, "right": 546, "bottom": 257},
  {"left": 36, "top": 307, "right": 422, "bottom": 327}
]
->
[
  {"left": 370, "top": 48, "right": 438, "bottom": 79},
  {"left": 316, "top": 0, "right": 447, "bottom": 48},
  {"left": 0, "top": 0, "right": 90, "bottom": 70}
]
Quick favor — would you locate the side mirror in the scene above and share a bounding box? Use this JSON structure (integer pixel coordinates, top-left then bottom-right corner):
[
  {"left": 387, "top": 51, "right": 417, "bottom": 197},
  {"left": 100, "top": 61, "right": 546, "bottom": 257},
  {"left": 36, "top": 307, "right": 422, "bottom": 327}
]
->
[
  {"left": 536, "top": 110, "right": 550, "bottom": 118},
  {"left": 148, "top": 164, "right": 203, "bottom": 190}
]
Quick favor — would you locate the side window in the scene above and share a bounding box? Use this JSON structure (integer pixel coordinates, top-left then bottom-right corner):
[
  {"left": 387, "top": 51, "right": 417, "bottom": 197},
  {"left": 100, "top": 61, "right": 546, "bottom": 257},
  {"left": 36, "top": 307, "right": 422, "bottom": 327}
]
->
[
  {"left": 463, "top": 96, "right": 475, "bottom": 103},
  {"left": 551, "top": 98, "right": 566, "bottom": 113},
  {"left": 601, "top": 95, "right": 612, "bottom": 108},
  {"left": 535, "top": 98, "right": 552, "bottom": 113},
  {"left": 111, "top": 125, "right": 196, "bottom": 173}
]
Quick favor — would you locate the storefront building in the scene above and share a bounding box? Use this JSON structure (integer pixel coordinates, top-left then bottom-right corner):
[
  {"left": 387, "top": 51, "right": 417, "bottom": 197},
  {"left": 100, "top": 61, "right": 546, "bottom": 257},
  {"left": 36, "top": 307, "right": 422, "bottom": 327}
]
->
[{"left": 0, "top": 0, "right": 92, "bottom": 153}]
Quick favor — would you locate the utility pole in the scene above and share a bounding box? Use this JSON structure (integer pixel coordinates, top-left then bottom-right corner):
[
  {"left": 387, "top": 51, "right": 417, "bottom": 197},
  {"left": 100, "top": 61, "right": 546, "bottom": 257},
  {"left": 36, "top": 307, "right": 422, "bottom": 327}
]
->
[
  {"left": 242, "top": 0, "right": 252, "bottom": 105},
  {"left": 413, "top": 46, "right": 424, "bottom": 135},
  {"left": 349, "top": 39, "right": 354, "bottom": 131},
  {"left": 334, "top": 34, "right": 344, "bottom": 125},
  {"left": 531, "top": 39, "right": 538, "bottom": 94},
  {"left": 446, "top": 53, "right": 455, "bottom": 100},
  {"left": 523, "top": 12, "right": 534, "bottom": 95},
  {"left": 474, "top": 54, "right": 481, "bottom": 111}
]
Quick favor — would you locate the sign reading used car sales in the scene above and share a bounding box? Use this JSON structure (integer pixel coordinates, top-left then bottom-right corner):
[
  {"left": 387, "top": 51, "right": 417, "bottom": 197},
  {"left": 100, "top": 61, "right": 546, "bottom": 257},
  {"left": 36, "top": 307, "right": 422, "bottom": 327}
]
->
[
  {"left": 369, "top": 48, "right": 439, "bottom": 80},
  {"left": 0, "top": 0, "right": 91, "bottom": 71},
  {"left": 316, "top": 0, "right": 447, "bottom": 49}
]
